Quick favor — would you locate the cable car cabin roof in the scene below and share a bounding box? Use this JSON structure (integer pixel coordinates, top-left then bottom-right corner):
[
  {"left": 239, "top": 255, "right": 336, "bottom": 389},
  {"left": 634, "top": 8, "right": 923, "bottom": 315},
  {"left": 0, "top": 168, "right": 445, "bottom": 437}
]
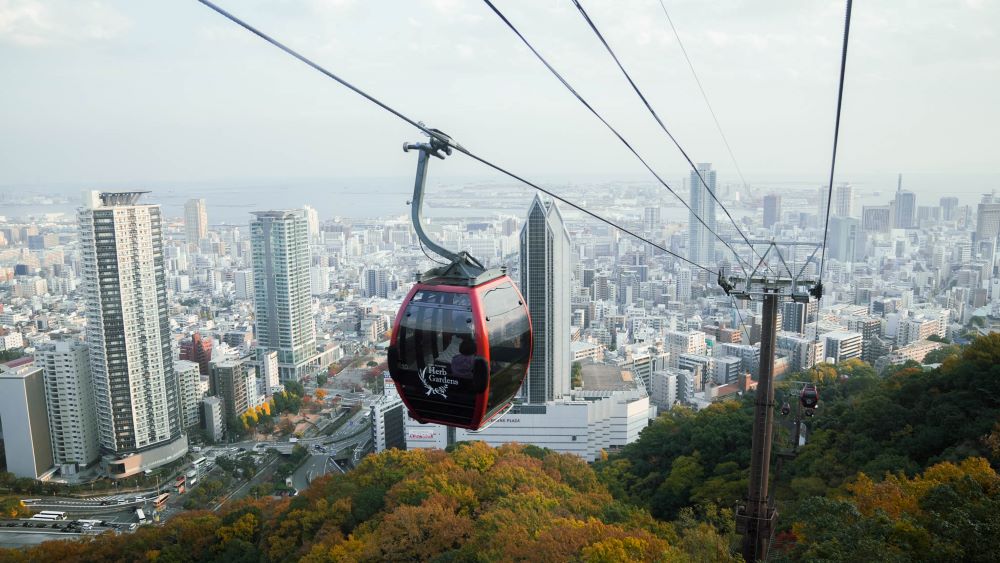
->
[{"left": 388, "top": 276, "right": 531, "bottom": 431}]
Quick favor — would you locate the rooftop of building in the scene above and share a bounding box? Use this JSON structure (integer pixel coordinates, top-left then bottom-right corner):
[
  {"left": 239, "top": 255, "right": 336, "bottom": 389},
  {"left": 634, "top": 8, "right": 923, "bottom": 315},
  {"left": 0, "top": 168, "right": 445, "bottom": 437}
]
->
[{"left": 580, "top": 363, "right": 638, "bottom": 392}]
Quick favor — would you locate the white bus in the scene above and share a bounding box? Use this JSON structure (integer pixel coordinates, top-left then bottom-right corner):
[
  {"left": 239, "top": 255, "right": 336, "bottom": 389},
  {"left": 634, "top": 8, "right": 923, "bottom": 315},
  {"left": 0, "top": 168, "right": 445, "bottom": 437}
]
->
[
  {"left": 185, "top": 469, "right": 197, "bottom": 479},
  {"left": 188, "top": 478, "right": 198, "bottom": 487},
  {"left": 135, "top": 508, "right": 146, "bottom": 524},
  {"left": 29, "top": 514, "right": 58, "bottom": 521},
  {"left": 192, "top": 457, "right": 207, "bottom": 467},
  {"left": 38, "top": 511, "right": 67, "bottom": 520}
]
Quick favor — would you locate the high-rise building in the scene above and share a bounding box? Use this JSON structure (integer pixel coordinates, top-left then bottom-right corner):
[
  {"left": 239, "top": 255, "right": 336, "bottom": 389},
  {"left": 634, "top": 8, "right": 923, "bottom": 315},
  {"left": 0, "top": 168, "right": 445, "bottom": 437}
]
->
[
  {"left": 210, "top": 356, "right": 257, "bottom": 425},
  {"left": 174, "top": 360, "right": 203, "bottom": 431},
  {"left": 80, "top": 191, "right": 187, "bottom": 478},
  {"left": 862, "top": 205, "right": 891, "bottom": 233},
  {"left": 234, "top": 270, "right": 254, "bottom": 300},
  {"left": 833, "top": 183, "right": 855, "bottom": 217},
  {"left": 824, "top": 331, "right": 863, "bottom": 363},
  {"left": 688, "top": 163, "right": 717, "bottom": 265},
  {"left": 666, "top": 330, "right": 707, "bottom": 369},
  {"left": 303, "top": 205, "right": 319, "bottom": 239},
  {"left": 976, "top": 193, "right": 1000, "bottom": 241},
  {"left": 251, "top": 210, "right": 317, "bottom": 382},
  {"left": 940, "top": 197, "right": 960, "bottom": 222},
  {"left": 816, "top": 185, "right": 829, "bottom": 223},
  {"left": 892, "top": 176, "right": 916, "bottom": 229},
  {"left": 179, "top": 332, "right": 213, "bottom": 377},
  {"left": 781, "top": 301, "right": 816, "bottom": 334},
  {"left": 35, "top": 339, "right": 100, "bottom": 473},
  {"left": 184, "top": 198, "right": 208, "bottom": 248},
  {"left": 828, "top": 216, "right": 861, "bottom": 263},
  {"left": 520, "top": 195, "right": 571, "bottom": 403},
  {"left": 364, "top": 268, "right": 389, "bottom": 298},
  {"left": 0, "top": 362, "right": 53, "bottom": 479},
  {"left": 643, "top": 206, "right": 661, "bottom": 232},
  {"left": 763, "top": 194, "right": 781, "bottom": 229},
  {"left": 310, "top": 266, "right": 330, "bottom": 296}
]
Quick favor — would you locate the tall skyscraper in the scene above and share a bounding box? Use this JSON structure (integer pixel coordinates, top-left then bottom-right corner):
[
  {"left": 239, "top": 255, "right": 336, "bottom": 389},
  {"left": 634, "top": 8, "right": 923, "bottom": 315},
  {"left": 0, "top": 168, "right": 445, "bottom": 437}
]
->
[
  {"left": 35, "top": 338, "right": 100, "bottom": 473},
  {"left": 976, "top": 193, "right": 1000, "bottom": 241},
  {"left": 184, "top": 198, "right": 208, "bottom": 247},
  {"left": 79, "top": 191, "right": 187, "bottom": 478},
  {"left": 251, "top": 210, "right": 316, "bottom": 382},
  {"left": 762, "top": 194, "right": 782, "bottom": 229},
  {"left": 833, "top": 183, "right": 855, "bottom": 217},
  {"left": 892, "top": 175, "right": 916, "bottom": 229},
  {"left": 817, "top": 185, "right": 829, "bottom": 224},
  {"left": 862, "top": 205, "right": 891, "bottom": 233},
  {"left": 828, "top": 216, "right": 861, "bottom": 263},
  {"left": 688, "top": 163, "right": 717, "bottom": 265},
  {"left": 643, "top": 206, "right": 661, "bottom": 232},
  {"left": 303, "top": 204, "right": 319, "bottom": 239},
  {"left": 940, "top": 197, "right": 960, "bottom": 222},
  {"left": 520, "top": 195, "right": 571, "bottom": 403}
]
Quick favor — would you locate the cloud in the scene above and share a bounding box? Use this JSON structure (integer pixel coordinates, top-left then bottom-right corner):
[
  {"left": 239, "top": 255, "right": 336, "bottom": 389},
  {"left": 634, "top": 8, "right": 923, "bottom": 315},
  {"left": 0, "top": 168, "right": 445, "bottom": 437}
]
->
[{"left": 0, "top": 0, "right": 129, "bottom": 47}]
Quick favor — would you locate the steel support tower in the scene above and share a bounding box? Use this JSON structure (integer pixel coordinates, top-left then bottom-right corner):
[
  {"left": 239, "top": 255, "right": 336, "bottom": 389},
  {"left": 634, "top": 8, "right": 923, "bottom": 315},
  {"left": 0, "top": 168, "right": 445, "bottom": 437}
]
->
[{"left": 720, "top": 240, "right": 821, "bottom": 562}]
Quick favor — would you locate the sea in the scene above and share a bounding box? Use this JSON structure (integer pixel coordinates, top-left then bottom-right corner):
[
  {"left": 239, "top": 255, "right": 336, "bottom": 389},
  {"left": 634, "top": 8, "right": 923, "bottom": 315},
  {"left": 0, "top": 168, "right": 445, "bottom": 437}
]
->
[{"left": 1, "top": 172, "right": 997, "bottom": 226}]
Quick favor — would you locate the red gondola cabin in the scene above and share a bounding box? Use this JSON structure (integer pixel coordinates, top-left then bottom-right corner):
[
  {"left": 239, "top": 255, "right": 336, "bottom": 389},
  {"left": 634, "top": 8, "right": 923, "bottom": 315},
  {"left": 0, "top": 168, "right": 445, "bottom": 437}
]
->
[{"left": 387, "top": 274, "right": 532, "bottom": 430}]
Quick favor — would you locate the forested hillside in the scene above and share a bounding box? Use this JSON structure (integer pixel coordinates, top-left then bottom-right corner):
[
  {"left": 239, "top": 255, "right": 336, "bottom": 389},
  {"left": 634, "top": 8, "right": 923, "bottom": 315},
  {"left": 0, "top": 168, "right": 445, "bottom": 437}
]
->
[
  {"left": 2, "top": 335, "right": 999, "bottom": 562},
  {"left": 595, "top": 333, "right": 1000, "bottom": 560},
  {"left": 0, "top": 442, "right": 738, "bottom": 562}
]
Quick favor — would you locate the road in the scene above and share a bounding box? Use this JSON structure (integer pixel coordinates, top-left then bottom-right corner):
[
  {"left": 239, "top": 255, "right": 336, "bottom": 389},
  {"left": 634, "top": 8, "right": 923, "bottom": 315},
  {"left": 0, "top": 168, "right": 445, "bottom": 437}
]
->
[
  {"left": 0, "top": 529, "right": 86, "bottom": 548},
  {"left": 9, "top": 395, "right": 376, "bottom": 533},
  {"left": 213, "top": 455, "right": 280, "bottom": 510}
]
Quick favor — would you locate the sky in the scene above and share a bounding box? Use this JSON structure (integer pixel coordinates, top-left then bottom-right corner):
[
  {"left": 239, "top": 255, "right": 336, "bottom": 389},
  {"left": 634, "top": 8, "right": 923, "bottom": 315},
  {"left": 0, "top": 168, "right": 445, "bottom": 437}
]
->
[{"left": 0, "top": 0, "right": 997, "bottom": 196}]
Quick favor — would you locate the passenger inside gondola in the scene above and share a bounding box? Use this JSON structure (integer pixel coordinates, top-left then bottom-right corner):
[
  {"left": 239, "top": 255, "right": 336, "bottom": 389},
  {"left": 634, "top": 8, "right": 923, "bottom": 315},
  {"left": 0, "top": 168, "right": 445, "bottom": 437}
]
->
[{"left": 450, "top": 338, "right": 477, "bottom": 378}]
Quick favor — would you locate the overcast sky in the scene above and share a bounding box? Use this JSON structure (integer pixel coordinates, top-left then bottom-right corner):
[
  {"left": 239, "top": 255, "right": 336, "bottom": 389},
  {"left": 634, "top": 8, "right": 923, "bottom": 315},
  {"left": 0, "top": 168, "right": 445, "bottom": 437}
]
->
[{"left": 0, "top": 0, "right": 997, "bottom": 192}]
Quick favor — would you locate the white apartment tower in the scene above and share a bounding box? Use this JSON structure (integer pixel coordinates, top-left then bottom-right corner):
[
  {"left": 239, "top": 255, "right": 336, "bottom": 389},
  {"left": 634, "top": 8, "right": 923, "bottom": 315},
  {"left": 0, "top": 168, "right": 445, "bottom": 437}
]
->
[
  {"left": 520, "top": 195, "right": 571, "bottom": 403},
  {"left": 35, "top": 339, "right": 100, "bottom": 473},
  {"left": 79, "top": 191, "right": 187, "bottom": 479},
  {"left": 688, "top": 163, "right": 717, "bottom": 266},
  {"left": 174, "top": 359, "right": 203, "bottom": 430},
  {"left": 251, "top": 210, "right": 317, "bottom": 382},
  {"left": 184, "top": 198, "right": 208, "bottom": 247}
]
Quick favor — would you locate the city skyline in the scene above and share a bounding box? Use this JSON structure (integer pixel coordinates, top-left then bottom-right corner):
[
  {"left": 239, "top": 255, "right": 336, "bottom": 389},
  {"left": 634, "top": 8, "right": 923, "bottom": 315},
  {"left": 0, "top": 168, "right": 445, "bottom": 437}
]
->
[{"left": 0, "top": 2, "right": 997, "bottom": 557}]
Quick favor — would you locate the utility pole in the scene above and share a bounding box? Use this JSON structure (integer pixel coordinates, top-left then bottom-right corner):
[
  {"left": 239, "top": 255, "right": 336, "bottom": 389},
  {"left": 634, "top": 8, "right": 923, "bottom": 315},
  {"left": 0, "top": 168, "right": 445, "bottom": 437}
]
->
[{"left": 721, "top": 240, "right": 821, "bottom": 563}]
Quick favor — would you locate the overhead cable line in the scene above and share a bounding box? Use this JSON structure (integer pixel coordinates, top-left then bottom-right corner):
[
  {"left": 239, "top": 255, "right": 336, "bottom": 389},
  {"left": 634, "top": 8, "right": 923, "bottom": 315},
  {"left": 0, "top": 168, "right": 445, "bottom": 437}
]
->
[
  {"left": 816, "top": 0, "right": 854, "bottom": 326},
  {"left": 480, "top": 0, "right": 755, "bottom": 274},
  {"left": 656, "top": 0, "right": 753, "bottom": 199},
  {"left": 194, "top": 0, "right": 719, "bottom": 277},
  {"left": 570, "top": 0, "right": 767, "bottom": 272}
]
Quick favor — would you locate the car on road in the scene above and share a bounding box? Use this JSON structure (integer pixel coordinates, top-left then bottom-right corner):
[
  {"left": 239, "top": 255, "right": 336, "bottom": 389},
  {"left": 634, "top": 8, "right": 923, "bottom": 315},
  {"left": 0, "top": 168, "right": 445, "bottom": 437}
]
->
[{"left": 101, "top": 500, "right": 112, "bottom": 505}]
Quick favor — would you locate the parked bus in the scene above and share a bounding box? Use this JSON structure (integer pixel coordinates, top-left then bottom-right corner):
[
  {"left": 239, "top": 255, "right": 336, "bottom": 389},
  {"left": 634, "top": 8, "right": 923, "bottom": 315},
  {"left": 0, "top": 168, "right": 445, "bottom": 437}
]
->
[
  {"left": 154, "top": 493, "right": 170, "bottom": 509},
  {"left": 192, "top": 457, "right": 207, "bottom": 467},
  {"left": 38, "top": 511, "right": 67, "bottom": 520},
  {"left": 135, "top": 508, "right": 146, "bottom": 524},
  {"left": 185, "top": 469, "right": 197, "bottom": 479},
  {"left": 188, "top": 478, "right": 198, "bottom": 488},
  {"left": 29, "top": 514, "right": 58, "bottom": 521}
]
